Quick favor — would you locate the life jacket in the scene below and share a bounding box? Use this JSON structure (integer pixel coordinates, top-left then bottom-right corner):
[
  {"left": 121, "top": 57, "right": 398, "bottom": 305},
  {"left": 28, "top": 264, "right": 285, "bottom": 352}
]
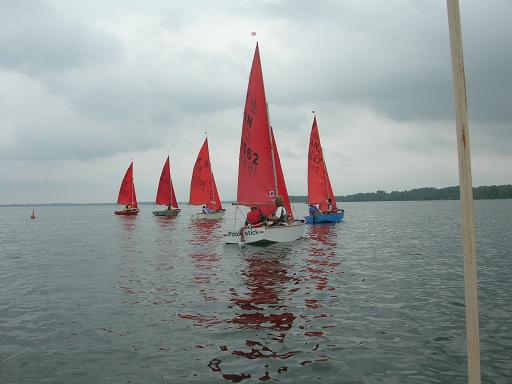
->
[{"left": 274, "top": 206, "right": 288, "bottom": 223}]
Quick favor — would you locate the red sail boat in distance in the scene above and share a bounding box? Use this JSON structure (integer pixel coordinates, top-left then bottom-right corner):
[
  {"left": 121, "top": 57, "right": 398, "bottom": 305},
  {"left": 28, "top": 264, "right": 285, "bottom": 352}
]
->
[
  {"left": 305, "top": 115, "right": 344, "bottom": 224},
  {"left": 115, "top": 161, "right": 140, "bottom": 216},
  {"left": 224, "top": 43, "right": 305, "bottom": 245},
  {"left": 189, "top": 137, "right": 226, "bottom": 220},
  {"left": 153, "top": 155, "right": 181, "bottom": 217}
]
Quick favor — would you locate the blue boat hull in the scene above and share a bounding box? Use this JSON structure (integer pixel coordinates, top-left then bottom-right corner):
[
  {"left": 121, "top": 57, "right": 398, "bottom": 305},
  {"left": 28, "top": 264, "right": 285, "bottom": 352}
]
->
[{"left": 305, "top": 211, "right": 344, "bottom": 224}]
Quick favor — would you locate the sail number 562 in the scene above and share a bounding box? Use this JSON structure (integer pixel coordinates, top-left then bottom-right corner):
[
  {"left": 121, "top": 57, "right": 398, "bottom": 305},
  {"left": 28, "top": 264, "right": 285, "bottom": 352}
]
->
[{"left": 241, "top": 141, "right": 259, "bottom": 165}]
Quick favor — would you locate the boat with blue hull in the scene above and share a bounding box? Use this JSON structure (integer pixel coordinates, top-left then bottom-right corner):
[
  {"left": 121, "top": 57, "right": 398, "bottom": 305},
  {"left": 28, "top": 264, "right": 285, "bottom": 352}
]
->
[
  {"left": 305, "top": 210, "right": 344, "bottom": 224},
  {"left": 304, "top": 114, "right": 344, "bottom": 225}
]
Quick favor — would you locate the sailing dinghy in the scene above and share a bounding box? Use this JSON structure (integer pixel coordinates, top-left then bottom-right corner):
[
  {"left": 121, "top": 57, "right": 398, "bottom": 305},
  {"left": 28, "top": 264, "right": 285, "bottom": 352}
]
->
[
  {"left": 153, "top": 155, "right": 181, "bottom": 217},
  {"left": 305, "top": 115, "right": 344, "bottom": 224},
  {"left": 115, "top": 161, "right": 140, "bottom": 215},
  {"left": 189, "top": 138, "right": 226, "bottom": 220},
  {"left": 224, "top": 43, "right": 305, "bottom": 245}
]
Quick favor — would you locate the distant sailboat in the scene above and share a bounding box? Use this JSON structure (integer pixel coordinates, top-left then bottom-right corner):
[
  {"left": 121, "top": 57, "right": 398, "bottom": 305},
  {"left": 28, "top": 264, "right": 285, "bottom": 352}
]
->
[
  {"left": 30, "top": 210, "right": 36, "bottom": 219},
  {"left": 224, "top": 43, "right": 305, "bottom": 245},
  {"left": 189, "top": 138, "right": 226, "bottom": 220},
  {"left": 115, "top": 161, "right": 140, "bottom": 216},
  {"left": 153, "top": 155, "right": 181, "bottom": 217},
  {"left": 305, "top": 115, "right": 344, "bottom": 224}
]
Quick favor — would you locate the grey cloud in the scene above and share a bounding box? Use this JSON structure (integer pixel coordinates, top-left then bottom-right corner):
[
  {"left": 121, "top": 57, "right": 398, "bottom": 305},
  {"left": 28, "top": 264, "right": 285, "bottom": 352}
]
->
[
  {"left": 0, "top": 0, "right": 122, "bottom": 75},
  {"left": 250, "top": 0, "right": 512, "bottom": 125},
  {"left": 0, "top": 0, "right": 510, "bottom": 203}
]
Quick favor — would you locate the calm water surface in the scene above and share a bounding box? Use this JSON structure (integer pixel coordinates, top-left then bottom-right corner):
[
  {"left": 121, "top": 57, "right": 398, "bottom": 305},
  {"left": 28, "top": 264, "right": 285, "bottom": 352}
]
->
[{"left": 1, "top": 200, "right": 511, "bottom": 383}]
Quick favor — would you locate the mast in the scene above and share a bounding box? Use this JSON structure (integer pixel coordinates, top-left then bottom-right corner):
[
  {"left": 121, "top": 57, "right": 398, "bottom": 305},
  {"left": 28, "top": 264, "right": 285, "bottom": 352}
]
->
[
  {"left": 211, "top": 172, "right": 216, "bottom": 205},
  {"left": 267, "top": 103, "right": 279, "bottom": 197},
  {"left": 447, "top": 1, "right": 480, "bottom": 383},
  {"left": 131, "top": 180, "right": 134, "bottom": 206},
  {"left": 131, "top": 162, "right": 134, "bottom": 206},
  {"left": 315, "top": 113, "right": 331, "bottom": 203},
  {"left": 205, "top": 133, "right": 215, "bottom": 206},
  {"left": 321, "top": 146, "right": 330, "bottom": 202}
]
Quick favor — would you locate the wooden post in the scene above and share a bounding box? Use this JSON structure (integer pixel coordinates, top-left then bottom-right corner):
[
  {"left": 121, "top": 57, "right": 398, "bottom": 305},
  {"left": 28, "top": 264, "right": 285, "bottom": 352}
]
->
[{"left": 446, "top": 1, "right": 481, "bottom": 383}]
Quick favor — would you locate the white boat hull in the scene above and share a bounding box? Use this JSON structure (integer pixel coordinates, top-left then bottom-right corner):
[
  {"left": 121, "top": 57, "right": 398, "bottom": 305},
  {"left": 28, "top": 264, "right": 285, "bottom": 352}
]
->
[
  {"left": 191, "top": 209, "right": 226, "bottom": 220},
  {"left": 153, "top": 208, "right": 181, "bottom": 217},
  {"left": 224, "top": 220, "right": 306, "bottom": 245}
]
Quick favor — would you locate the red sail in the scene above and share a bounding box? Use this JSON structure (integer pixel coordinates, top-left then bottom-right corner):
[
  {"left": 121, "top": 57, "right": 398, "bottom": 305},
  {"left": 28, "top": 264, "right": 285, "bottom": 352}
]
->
[
  {"left": 323, "top": 173, "right": 337, "bottom": 211},
  {"left": 271, "top": 129, "right": 293, "bottom": 219},
  {"left": 156, "top": 156, "right": 179, "bottom": 208},
  {"left": 308, "top": 116, "right": 337, "bottom": 211},
  {"left": 117, "top": 162, "right": 138, "bottom": 207},
  {"left": 132, "top": 185, "right": 138, "bottom": 209},
  {"left": 170, "top": 174, "right": 178, "bottom": 208},
  {"left": 237, "top": 43, "right": 276, "bottom": 207},
  {"left": 207, "top": 173, "right": 223, "bottom": 210},
  {"left": 190, "top": 138, "right": 213, "bottom": 206}
]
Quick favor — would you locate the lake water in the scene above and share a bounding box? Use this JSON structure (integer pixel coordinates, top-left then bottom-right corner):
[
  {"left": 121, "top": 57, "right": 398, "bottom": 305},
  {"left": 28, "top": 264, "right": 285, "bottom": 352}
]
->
[{"left": 1, "top": 200, "right": 511, "bottom": 383}]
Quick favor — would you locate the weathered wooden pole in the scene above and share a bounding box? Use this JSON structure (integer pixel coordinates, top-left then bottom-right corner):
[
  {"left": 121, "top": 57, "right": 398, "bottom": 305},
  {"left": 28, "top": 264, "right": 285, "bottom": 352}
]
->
[{"left": 446, "top": 1, "right": 481, "bottom": 383}]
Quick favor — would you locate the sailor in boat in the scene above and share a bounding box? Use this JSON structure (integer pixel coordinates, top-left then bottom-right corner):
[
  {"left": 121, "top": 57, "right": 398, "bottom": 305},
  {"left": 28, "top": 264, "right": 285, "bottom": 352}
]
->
[
  {"left": 325, "top": 198, "right": 334, "bottom": 213},
  {"left": 202, "top": 205, "right": 214, "bottom": 214},
  {"left": 267, "top": 196, "right": 288, "bottom": 226},
  {"left": 322, "top": 198, "right": 345, "bottom": 215},
  {"left": 308, "top": 203, "right": 321, "bottom": 216},
  {"left": 245, "top": 206, "right": 266, "bottom": 227}
]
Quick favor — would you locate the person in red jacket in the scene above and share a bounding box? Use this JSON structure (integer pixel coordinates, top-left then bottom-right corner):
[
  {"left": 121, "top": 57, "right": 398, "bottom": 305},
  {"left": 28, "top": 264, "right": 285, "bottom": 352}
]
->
[{"left": 245, "top": 206, "right": 265, "bottom": 226}]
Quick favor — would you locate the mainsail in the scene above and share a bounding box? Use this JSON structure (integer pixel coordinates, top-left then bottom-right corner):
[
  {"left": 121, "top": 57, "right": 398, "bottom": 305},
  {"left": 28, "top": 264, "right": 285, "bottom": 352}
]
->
[
  {"left": 190, "top": 138, "right": 222, "bottom": 209},
  {"left": 236, "top": 43, "right": 276, "bottom": 207},
  {"left": 156, "top": 156, "right": 178, "bottom": 208},
  {"left": 308, "top": 116, "right": 337, "bottom": 211},
  {"left": 117, "top": 161, "right": 138, "bottom": 208}
]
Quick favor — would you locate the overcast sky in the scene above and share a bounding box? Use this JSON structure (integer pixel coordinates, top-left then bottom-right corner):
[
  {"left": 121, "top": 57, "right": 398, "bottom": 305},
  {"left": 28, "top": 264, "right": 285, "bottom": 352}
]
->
[{"left": 1, "top": 0, "right": 511, "bottom": 204}]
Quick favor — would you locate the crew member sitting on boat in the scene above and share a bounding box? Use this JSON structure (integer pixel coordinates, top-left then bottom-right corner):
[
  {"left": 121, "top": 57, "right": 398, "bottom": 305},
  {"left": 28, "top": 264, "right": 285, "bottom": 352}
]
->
[
  {"left": 323, "top": 198, "right": 334, "bottom": 214},
  {"left": 308, "top": 204, "right": 321, "bottom": 215},
  {"left": 202, "top": 205, "right": 214, "bottom": 214},
  {"left": 267, "top": 196, "right": 288, "bottom": 226},
  {"left": 245, "top": 206, "right": 266, "bottom": 226}
]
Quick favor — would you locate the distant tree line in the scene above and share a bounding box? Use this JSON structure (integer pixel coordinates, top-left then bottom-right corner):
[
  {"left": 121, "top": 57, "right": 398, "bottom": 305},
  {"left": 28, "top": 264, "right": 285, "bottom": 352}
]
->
[{"left": 289, "top": 184, "right": 512, "bottom": 202}]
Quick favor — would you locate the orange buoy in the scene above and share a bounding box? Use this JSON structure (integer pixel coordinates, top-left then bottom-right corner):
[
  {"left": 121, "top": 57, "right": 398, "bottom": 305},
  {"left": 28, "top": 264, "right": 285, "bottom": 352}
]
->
[{"left": 30, "top": 210, "right": 36, "bottom": 219}]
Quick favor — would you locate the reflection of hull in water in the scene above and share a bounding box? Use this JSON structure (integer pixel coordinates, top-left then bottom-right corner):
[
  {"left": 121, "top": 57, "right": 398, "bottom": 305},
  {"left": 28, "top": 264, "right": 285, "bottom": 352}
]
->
[
  {"left": 305, "top": 210, "right": 344, "bottom": 224},
  {"left": 192, "top": 209, "right": 226, "bottom": 220},
  {"left": 115, "top": 209, "right": 140, "bottom": 216},
  {"left": 224, "top": 220, "right": 306, "bottom": 245},
  {"left": 153, "top": 208, "right": 181, "bottom": 217}
]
